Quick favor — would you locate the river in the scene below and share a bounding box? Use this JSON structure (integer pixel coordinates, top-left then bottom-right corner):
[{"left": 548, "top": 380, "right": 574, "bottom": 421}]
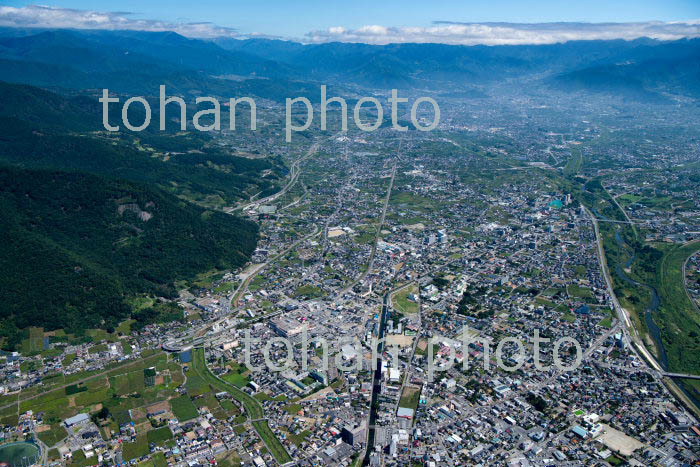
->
[{"left": 603, "top": 217, "right": 700, "bottom": 412}]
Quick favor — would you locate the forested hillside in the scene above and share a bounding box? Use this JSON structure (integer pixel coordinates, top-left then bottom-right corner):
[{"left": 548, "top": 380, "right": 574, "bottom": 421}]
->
[
  {"left": 0, "top": 82, "right": 280, "bottom": 349},
  {"left": 0, "top": 82, "right": 286, "bottom": 206},
  {"left": 0, "top": 167, "right": 258, "bottom": 348}
]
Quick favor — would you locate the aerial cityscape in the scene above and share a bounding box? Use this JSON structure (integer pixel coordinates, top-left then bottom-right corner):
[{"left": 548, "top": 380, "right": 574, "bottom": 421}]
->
[{"left": 0, "top": 1, "right": 699, "bottom": 466}]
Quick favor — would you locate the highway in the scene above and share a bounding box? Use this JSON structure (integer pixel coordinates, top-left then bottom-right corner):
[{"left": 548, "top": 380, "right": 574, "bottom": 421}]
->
[
  {"left": 584, "top": 207, "right": 635, "bottom": 340},
  {"left": 233, "top": 139, "right": 321, "bottom": 213}
]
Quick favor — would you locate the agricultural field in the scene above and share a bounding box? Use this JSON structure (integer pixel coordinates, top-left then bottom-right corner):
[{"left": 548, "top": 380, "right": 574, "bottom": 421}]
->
[
  {"left": 146, "top": 426, "right": 174, "bottom": 446},
  {"left": 138, "top": 452, "right": 168, "bottom": 467},
  {"left": 285, "top": 429, "right": 312, "bottom": 446},
  {"left": 293, "top": 284, "right": 325, "bottom": 299},
  {"left": 37, "top": 425, "right": 68, "bottom": 446},
  {"left": 110, "top": 369, "right": 146, "bottom": 395},
  {"left": 122, "top": 434, "right": 149, "bottom": 461},
  {"left": 563, "top": 148, "right": 583, "bottom": 177},
  {"left": 222, "top": 368, "right": 250, "bottom": 388},
  {"left": 170, "top": 395, "right": 199, "bottom": 421}
]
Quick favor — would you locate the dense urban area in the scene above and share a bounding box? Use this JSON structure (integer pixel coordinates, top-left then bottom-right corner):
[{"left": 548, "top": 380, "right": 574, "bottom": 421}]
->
[{"left": 1, "top": 88, "right": 699, "bottom": 466}]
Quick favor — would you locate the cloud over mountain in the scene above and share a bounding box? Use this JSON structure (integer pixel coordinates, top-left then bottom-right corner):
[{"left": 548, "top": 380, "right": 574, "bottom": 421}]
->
[
  {"left": 0, "top": 5, "right": 240, "bottom": 38},
  {"left": 1, "top": 5, "right": 699, "bottom": 45},
  {"left": 305, "top": 21, "right": 700, "bottom": 45}
]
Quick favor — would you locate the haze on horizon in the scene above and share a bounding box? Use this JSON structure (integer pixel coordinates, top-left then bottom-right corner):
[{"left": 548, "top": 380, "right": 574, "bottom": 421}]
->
[{"left": 0, "top": 1, "right": 699, "bottom": 45}]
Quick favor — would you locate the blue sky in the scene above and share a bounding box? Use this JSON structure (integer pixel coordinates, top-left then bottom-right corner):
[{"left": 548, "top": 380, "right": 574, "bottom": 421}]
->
[{"left": 3, "top": 0, "right": 700, "bottom": 37}]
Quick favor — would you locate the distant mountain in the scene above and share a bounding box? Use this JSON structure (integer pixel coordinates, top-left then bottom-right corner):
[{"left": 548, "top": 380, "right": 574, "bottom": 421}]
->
[
  {"left": 0, "top": 166, "right": 258, "bottom": 348},
  {"left": 216, "top": 36, "right": 700, "bottom": 95},
  {"left": 550, "top": 65, "right": 670, "bottom": 103},
  {"left": 1, "top": 29, "right": 699, "bottom": 97},
  {"left": 219, "top": 41, "right": 521, "bottom": 87},
  {"left": 214, "top": 37, "right": 306, "bottom": 63},
  {"left": 550, "top": 52, "right": 700, "bottom": 102},
  {"left": 0, "top": 30, "right": 320, "bottom": 101},
  {"left": 0, "top": 30, "right": 288, "bottom": 77}
]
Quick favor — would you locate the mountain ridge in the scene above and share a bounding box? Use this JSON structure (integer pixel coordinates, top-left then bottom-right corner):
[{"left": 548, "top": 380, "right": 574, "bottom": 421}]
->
[{"left": 1, "top": 29, "right": 698, "bottom": 97}]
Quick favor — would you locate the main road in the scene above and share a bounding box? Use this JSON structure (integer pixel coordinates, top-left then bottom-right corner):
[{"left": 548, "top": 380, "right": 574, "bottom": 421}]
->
[
  {"left": 362, "top": 291, "right": 391, "bottom": 465},
  {"left": 338, "top": 161, "right": 397, "bottom": 297}
]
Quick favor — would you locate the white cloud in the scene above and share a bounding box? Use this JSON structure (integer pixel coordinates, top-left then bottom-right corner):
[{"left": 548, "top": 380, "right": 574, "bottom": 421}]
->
[
  {"left": 0, "top": 5, "right": 240, "bottom": 38},
  {"left": 304, "top": 21, "right": 700, "bottom": 45},
  {"left": 1, "top": 6, "right": 698, "bottom": 45}
]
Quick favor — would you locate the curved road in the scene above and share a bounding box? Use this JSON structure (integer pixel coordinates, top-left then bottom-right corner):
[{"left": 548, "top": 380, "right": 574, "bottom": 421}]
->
[{"left": 234, "top": 137, "right": 324, "bottom": 213}]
